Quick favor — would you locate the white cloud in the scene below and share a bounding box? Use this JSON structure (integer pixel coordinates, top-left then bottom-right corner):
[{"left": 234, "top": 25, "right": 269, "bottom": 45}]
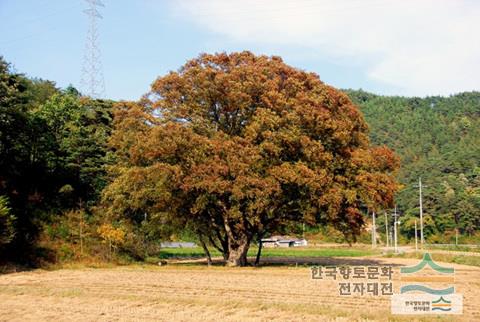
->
[{"left": 171, "top": 0, "right": 480, "bottom": 96}]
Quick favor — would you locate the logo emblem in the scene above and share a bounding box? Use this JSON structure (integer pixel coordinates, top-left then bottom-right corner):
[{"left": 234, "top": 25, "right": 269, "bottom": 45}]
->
[{"left": 391, "top": 253, "right": 462, "bottom": 314}]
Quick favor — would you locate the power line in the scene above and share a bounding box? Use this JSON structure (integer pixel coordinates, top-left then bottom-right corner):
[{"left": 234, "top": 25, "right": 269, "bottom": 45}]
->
[
  {"left": 0, "top": 3, "right": 82, "bottom": 49},
  {"left": 176, "top": 0, "right": 389, "bottom": 20},
  {"left": 0, "top": 2, "right": 82, "bottom": 31}
]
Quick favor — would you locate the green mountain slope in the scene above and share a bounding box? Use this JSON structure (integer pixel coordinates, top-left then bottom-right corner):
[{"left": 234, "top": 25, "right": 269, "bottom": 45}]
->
[{"left": 345, "top": 89, "right": 480, "bottom": 240}]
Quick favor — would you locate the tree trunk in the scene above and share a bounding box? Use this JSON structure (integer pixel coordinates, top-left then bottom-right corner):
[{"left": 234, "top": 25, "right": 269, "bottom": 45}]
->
[
  {"left": 223, "top": 216, "right": 251, "bottom": 267},
  {"left": 254, "top": 238, "right": 263, "bottom": 266},
  {"left": 226, "top": 238, "right": 250, "bottom": 267},
  {"left": 219, "top": 236, "right": 229, "bottom": 260},
  {"left": 199, "top": 237, "right": 212, "bottom": 266},
  {"left": 208, "top": 234, "right": 229, "bottom": 260}
]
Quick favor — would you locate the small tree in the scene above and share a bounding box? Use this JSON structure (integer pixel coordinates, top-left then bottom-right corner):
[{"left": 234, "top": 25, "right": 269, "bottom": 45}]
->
[
  {"left": 97, "top": 223, "right": 126, "bottom": 260},
  {"left": 64, "top": 208, "right": 88, "bottom": 257},
  {"left": 0, "top": 196, "right": 16, "bottom": 247}
]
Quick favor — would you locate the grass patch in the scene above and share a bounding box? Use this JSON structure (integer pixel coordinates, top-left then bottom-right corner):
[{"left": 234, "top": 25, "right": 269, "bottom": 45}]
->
[
  {"left": 383, "top": 251, "right": 480, "bottom": 267},
  {"left": 158, "top": 247, "right": 221, "bottom": 259},
  {"left": 259, "top": 247, "right": 377, "bottom": 257},
  {"left": 425, "top": 244, "right": 480, "bottom": 253},
  {"left": 158, "top": 246, "right": 377, "bottom": 260}
]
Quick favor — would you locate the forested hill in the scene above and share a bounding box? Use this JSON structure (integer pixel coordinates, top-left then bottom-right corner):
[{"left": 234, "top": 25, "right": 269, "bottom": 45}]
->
[{"left": 345, "top": 89, "right": 480, "bottom": 240}]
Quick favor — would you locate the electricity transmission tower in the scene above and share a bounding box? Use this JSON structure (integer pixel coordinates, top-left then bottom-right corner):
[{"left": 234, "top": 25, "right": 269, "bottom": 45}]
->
[{"left": 81, "top": 0, "right": 105, "bottom": 98}]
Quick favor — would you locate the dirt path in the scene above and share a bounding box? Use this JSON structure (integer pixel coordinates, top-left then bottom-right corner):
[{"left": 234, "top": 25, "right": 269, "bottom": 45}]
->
[{"left": 1, "top": 257, "right": 479, "bottom": 321}]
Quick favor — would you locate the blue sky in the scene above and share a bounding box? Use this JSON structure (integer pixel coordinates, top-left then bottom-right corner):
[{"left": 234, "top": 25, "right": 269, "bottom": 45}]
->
[{"left": 1, "top": 0, "right": 479, "bottom": 100}]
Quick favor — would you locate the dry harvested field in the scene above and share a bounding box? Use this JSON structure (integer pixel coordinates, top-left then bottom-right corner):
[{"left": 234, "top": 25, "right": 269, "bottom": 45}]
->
[{"left": 1, "top": 256, "right": 480, "bottom": 322}]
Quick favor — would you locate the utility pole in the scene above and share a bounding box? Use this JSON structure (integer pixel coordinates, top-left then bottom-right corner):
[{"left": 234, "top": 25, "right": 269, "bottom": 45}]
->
[
  {"left": 143, "top": 212, "right": 148, "bottom": 257},
  {"left": 393, "top": 206, "right": 398, "bottom": 254},
  {"left": 390, "top": 230, "right": 393, "bottom": 251},
  {"left": 81, "top": 0, "right": 106, "bottom": 98},
  {"left": 418, "top": 177, "right": 425, "bottom": 246},
  {"left": 372, "top": 211, "right": 377, "bottom": 248},
  {"left": 390, "top": 230, "right": 393, "bottom": 250},
  {"left": 414, "top": 219, "right": 418, "bottom": 252},
  {"left": 385, "top": 213, "right": 389, "bottom": 248}
]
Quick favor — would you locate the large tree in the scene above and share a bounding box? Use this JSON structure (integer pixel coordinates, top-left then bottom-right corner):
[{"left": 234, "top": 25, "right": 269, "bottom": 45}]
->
[{"left": 103, "top": 52, "right": 399, "bottom": 266}]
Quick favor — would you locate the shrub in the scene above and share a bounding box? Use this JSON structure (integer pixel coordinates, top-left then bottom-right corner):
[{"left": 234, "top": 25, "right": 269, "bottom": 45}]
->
[{"left": 0, "top": 195, "right": 16, "bottom": 247}]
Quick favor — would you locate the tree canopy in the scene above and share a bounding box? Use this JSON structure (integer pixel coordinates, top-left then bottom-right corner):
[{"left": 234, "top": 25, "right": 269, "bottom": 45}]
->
[{"left": 103, "top": 52, "right": 399, "bottom": 266}]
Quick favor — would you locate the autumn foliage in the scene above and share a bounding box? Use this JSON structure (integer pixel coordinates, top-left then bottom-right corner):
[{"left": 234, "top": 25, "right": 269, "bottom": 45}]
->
[{"left": 103, "top": 51, "right": 399, "bottom": 266}]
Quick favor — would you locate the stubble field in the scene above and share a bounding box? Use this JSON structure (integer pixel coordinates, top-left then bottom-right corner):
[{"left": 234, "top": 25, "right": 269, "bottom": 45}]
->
[{"left": 1, "top": 255, "right": 479, "bottom": 321}]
